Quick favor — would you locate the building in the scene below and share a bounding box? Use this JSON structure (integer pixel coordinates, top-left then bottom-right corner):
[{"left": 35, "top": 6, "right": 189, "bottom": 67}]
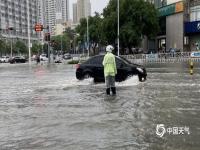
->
[
  {"left": 38, "top": 0, "right": 70, "bottom": 34},
  {"left": 0, "top": 0, "right": 38, "bottom": 42},
  {"left": 184, "top": 0, "right": 200, "bottom": 51},
  {"left": 54, "top": 24, "right": 65, "bottom": 36},
  {"left": 73, "top": 3, "right": 78, "bottom": 24},
  {"left": 73, "top": 0, "right": 91, "bottom": 24},
  {"left": 144, "top": 0, "right": 200, "bottom": 53},
  {"left": 144, "top": 0, "right": 196, "bottom": 53},
  {"left": 55, "top": 0, "right": 69, "bottom": 24}
]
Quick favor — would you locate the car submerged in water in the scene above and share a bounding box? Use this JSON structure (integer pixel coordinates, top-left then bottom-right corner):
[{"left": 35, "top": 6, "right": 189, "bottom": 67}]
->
[
  {"left": 76, "top": 55, "right": 147, "bottom": 82},
  {"left": 9, "top": 56, "right": 27, "bottom": 64}
]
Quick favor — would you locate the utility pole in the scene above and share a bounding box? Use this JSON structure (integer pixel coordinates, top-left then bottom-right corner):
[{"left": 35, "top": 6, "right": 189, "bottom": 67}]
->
[
  {"left": 9, "top": 30, "right": 13, "bottom": 58},
  {"left": 27, "top": 0, "right": 31, "bottom": 64},
  {"left": 87, "top": 16, "right": 89, "bottom": 57},
  {"left": 61, "top": 34, "right": 63, "bottom": 53},
  {"left": 117, "top": 0, "right": 120, "bottom": 56}
]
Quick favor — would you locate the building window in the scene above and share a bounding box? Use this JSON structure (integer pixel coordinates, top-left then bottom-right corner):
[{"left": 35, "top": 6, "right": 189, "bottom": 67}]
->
[{"left": 190, "top": 5, "right": 200, "bottom": 21}]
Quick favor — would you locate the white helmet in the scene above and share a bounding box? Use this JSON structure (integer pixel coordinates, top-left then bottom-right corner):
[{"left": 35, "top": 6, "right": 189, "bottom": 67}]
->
[{"left": 106, "top": 45, "right": 114, "bottom": 52}]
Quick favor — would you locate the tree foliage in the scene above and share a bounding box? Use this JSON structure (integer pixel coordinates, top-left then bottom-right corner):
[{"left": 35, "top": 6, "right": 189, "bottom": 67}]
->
[
  {"left": 14, "top": 40, "right": 28, "bottom": 55},
  {"left": 103, "top": 0, "right": 159, "bottom": 54},
  {"left": 76, "top": 13, "right": 104, "bottom": 55},
  {"left": 31, "top": 42, "right": 43, "bottom": 55},
  {"left": 51, "top": 28, "right": 74, "bottom": 53},
  {"left": 76, "top": 0, "right": 159, "bottom": 55},
  {"left": 0, "top": 39, "right": 7, "bottom": 56}
]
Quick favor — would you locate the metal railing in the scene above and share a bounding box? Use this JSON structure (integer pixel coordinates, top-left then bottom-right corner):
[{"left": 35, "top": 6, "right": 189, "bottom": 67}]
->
[{"left": 121, "top": 52, "right": 200, "bottom": 64}]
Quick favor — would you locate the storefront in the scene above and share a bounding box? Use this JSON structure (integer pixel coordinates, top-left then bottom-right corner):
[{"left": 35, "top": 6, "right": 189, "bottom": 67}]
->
[
  {"left": 185, "top": 21, "right": 200, "bottom": 51},
  {"left": 184, "top": 4, "right": 200, "bottom": 51},
  {"left": 144, "top": 1, "right": 185, "bottom": 53},
  {"left": 157, "top": 1, "right": 184, "bottom": 52}
]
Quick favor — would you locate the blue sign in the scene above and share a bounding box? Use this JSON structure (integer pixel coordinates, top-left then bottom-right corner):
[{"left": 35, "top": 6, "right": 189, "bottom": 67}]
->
[
  {"left": 185, "top": 21, "right": 200, "bottom": 34},
  {"left": 191, "top": 51, "right": 200, "bottom": 58},
  {"left": 146, "top": 54, "right": 158, "bottom": 59}
]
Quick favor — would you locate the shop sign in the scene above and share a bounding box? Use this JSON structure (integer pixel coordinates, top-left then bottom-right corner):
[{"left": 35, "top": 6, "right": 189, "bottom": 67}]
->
[
  {"left": 159, "top": 1, "right": 184, "bottom": 17},
  {"left": 191, "top": 51, "right": 200, "bottom": 58},
  {"left": 185, "top": 21, "right": 200, "bottom": 33}
]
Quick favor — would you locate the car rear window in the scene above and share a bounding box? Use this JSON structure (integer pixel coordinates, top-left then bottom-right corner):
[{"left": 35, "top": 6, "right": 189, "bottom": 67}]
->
[{"left": 84, "top": 55, "right": 104, "bottom": 65}]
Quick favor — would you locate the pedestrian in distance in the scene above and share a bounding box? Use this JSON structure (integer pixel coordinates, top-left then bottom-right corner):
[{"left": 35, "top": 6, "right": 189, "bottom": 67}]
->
[
  {"left": 102, "top": 45, "right": 117, "bottom": 96},
  {"left": 36, "top": 54, "right": 40, "bottom": 64}
]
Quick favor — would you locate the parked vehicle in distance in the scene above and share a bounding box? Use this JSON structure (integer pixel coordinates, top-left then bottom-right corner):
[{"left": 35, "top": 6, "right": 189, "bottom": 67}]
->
[
  {"left": 166, "top": 48, "right": 181, "bottom": 53},
  {"left": 40, "top": 54, "right": 48, "bottom": 61},
  {"left": 9, "top": 56, "right": 27, "bottom": 64},
  {"left": 0, "top": 56, "right": 10, "bottom": 63},
  {"left": 54, "top": 55, "right": 62, "bottom": 63},
  {"left": 63, "top": 53, "right": 71, "bottom": 59},
  {"left": 76, "top": 55, "right": 147, "bottom": 82}
]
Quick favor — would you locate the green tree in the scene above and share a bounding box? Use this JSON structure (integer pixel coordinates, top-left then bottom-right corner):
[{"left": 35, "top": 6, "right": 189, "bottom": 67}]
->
[
  {"left": 14, "top": 40, "right": 28, "bottom": 55},
  {"left": 76, "top": 13, "right": 104, "bottom": 55},
  {"left": 0, "top": 39, "right": 7, "bottom": 56},
  {"left": 31, "top": 42, "right": 43, "bottom": 55},
  {"left": 102, "top": 0, "right": 159, "bottom": 54},
  {"left": 51, "top": 33, "right": 71, "bottom": 53}
]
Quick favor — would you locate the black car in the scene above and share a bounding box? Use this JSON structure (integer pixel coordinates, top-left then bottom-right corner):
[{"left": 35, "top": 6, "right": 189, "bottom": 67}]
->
[
  {"left": 76, "top": 55, "right": 147, "bottom": 82},
  {"left": 9, "top": 56, "right": 27, "bottom": 64}
]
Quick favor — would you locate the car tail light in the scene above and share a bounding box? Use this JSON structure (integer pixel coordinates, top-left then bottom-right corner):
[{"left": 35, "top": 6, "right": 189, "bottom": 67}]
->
[{"left": 75, "top": 64, "right": 80, "bottom": 69}]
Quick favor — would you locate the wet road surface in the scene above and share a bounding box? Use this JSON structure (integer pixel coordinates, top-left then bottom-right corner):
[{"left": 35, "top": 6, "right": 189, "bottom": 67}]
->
[{"left": 0, "top": 63, "right": 200, "bottom": 150}]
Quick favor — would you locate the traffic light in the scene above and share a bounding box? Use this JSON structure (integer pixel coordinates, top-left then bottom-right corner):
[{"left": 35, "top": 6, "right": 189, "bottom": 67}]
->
[
  {"left": 7, "top": 27, "right": 14, "bottom": 30},
  {"left": 44, "top": 32, "right": 51, "bottom": 41},
  {"left": 50, "top": 40, "right": 56, "bottom": 47},
  {"left": 35, "top": 24, "right": 43, "bottom": 32}
]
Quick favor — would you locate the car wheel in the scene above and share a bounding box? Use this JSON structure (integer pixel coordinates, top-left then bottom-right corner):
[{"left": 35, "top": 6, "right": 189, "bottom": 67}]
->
[
  {"left": 138, "top": 75, "right": 146, "bottom": 82},
  {"left": 84, "top": 72, "right": 92, "bottom": 79},
  {"left": 138, "top": 76, "right": 142, "bottom": 82}
]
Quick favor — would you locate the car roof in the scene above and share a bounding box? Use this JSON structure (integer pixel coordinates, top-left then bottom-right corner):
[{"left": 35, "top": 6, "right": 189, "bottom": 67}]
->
[{"left": 82, "top": 54, "right": 144, "bottom": 67}]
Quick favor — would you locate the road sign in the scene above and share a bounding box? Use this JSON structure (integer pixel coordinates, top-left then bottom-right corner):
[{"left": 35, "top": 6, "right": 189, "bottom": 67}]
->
[{"left": 35, "top": 24, "right": 43, "bottom": 32}]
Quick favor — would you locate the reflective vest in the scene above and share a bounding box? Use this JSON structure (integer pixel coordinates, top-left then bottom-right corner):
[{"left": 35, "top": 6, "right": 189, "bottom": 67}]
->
[{"left": 102, "top": 52, "right": 117, "bottom": 77}]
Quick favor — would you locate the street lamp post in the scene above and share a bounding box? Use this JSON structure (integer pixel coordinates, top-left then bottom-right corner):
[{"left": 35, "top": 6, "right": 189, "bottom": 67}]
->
[
  {"left": 9, "top": 30, "right": 13, "bottom": 58},
  {"left": 61, "top": 34, "right": 63, "bottom": 53},
  {"left": 7, "top": 27, "right": 14, "bottom": 58},
  {"left": 87, "top": 16, "right": 89, "bottom": 57},
  {"left": 27, "top": 0, "right": 31, "bottom": 64},
  {"left": 117, "top": 0, "right": 120, "bottom": 56}
]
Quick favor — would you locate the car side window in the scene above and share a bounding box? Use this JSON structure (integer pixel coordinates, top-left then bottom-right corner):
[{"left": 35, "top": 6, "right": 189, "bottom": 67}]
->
[
  {"left": 115, "top": 57, "right": 126, "bottom": 68},
  {"left": 85, "top": 56, "right": 104, "bottom": 65}
]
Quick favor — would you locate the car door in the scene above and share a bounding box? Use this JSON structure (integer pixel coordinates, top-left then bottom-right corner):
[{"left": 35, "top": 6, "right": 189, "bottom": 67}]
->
[
  {"left": 115, "top": 57, "right": 129, "bottom": 81},
  {"left": 93, "top": 55, "right": 104, "bottom": 79}
]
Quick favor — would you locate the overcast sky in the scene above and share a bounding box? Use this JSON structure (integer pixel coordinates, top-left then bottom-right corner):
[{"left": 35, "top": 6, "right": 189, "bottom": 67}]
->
[{"left": 69, "top": 0, "right": 109, "bottom": 19}]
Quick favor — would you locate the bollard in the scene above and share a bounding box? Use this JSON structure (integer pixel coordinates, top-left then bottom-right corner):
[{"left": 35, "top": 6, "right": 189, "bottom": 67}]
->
[{"left": 190, "top": 60, "right": 194, "bottom": 75}]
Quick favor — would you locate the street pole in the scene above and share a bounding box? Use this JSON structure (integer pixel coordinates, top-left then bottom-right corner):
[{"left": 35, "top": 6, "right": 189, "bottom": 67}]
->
[
  {"left": 61, "top": 35, "right": 63, "bottom": 53},
  {"left": 117, "top": 0, "right": 120, "bottom": 56},
  {"left": 27, "top": 0, "right": 31, "bottom": 64},
  {"left": 9, "top": 30, "right": 12, "bottom": 58},
  {"left": 87, "top": 16, "right": 89, "bottom": 57},
  {"left": 74, "top": 36, "right": 75, "bottom": 54}
]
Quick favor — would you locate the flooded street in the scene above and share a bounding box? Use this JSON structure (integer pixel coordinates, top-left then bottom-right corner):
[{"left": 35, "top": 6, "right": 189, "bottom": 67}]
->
[{"left": 0, "top": 63, "right": 200, "bottom": 150}]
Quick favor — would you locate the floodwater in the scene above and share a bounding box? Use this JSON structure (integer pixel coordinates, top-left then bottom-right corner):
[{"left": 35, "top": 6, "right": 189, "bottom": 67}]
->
[{"left": 0, "top": 62, "right": 200, "bottom": 150}]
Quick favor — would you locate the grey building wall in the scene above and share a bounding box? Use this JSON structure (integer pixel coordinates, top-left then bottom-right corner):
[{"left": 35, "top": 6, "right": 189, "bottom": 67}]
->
[
  {"left": 73, "top": 3, "right": 78, "bottom": 24},
  {"left": 166, "top": 13, "right": 184, "bottom": 51},
  {"left": 0, "top": 0, "right": 38, "bottom": 41}
]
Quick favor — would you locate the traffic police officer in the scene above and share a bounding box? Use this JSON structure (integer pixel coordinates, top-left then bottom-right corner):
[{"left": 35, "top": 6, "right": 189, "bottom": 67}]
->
[{"left": 102, "top": 45, "right": 117, "bottom": 95}]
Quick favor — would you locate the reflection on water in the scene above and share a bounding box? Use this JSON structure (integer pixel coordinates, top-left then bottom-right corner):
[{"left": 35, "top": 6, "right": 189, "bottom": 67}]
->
[{"left": 0, "top": 64, "right": 200, "bottom": 150}]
